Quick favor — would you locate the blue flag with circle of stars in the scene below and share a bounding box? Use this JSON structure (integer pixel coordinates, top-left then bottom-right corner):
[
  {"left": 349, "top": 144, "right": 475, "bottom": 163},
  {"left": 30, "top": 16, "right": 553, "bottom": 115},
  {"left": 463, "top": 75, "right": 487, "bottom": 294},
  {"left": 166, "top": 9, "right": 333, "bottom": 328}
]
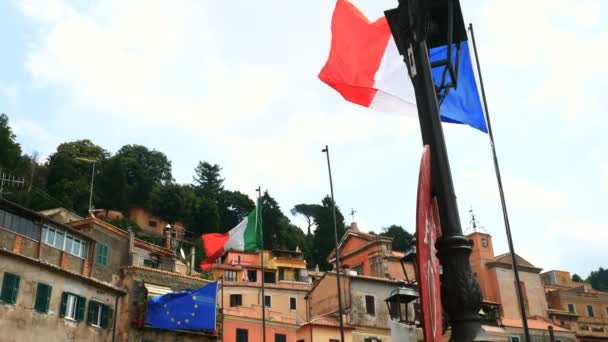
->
[{"left": 146, "top": 281, "right": 218, "bottom": 331}]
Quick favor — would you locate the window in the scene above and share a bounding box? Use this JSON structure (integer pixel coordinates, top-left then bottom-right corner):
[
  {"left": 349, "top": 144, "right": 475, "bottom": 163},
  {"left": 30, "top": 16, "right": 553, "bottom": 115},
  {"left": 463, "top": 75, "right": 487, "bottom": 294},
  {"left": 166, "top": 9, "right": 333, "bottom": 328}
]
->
[
  {"left": 264, "top": 271, "right": 276, "bottom": 283},
  {"left": 352, "top": 264, "right": 363, "bottom": 275},
  {"left": 60, "top": 292, "right": 86, "bottom": 321},
  {"left": 149, "top": 220, "right": 157, "bottom": 227},
  {"left": 279, "top": 267, "right": 285, "bottom": 281},
  {"left": 0, "top": 209, "right": 40, "bottom": 241},
  {"left": 290, "top": 297, "right": 297, "bottom": 310},
  {"left": 365, "top": 295, "right": 375, "bottom": 315},
  {"left": 330, "top": 340, "right": 339, "bottom": 342},
  {"left": 236, "top": 328, "right": 248, "bottom": 342},
  {"left": 509, "top": 337, "right": 520, "bottom": 342},
  {"left": 364, "top": 338, "right": 382, "bottom": 342},
  {"left": 265, "top": 295, "right": 272, "bottom": 308},
  {"left": 34, "top": 283, "right": 52, "bottom": 313},
  {"left": 567, "top": 303, "right": 575, "bottom": 313},
  {"left": 275, "top": 334, "right": 287, "bottom": 342},
  {"left": 587, "top": 305, "right": 594, "bottom": 317},
  {"left": 293, "top": 269, "right": 301, "bottom": 282},
  {"left": 0, "top": 272, "right": 20, "bottom": 304},
  {"left": 41, "top": 225, "right": 87, "bottom": 258},
  {"left": 96, "top": 243, "right": 109, "bottom": 266},
  {"left": 87, "top": 301, "right": 112, "bottom": 328},
  {"left": 225, "top": 270, "right": 237, "bottom": 281},
  {"left": 247, "top": 270, "right": 257, "bottom": 282},
  {"left": 143, "top": 257, "right": 160, "bottom": 269},
  {"left": 230, "top": 294, "right": 242, "bottom": 307}
]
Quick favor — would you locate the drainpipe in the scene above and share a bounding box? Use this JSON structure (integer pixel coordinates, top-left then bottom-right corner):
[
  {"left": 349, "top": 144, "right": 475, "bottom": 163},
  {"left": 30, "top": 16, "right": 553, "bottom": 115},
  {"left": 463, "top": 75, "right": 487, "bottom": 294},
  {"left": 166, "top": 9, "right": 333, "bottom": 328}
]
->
[
  {"left": 128, "top": 229, "right": 135, "bottom": 265},
  {"left": 112, "top": 295, "right": 120, "bottom": 342}
]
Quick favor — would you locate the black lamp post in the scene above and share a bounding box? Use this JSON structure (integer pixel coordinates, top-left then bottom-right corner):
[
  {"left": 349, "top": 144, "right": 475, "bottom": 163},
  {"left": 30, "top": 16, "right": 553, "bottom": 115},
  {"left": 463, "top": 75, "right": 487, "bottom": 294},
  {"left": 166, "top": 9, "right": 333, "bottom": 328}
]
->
[{"left": 385, "top": 0, "right": 484, "bottom": 340}]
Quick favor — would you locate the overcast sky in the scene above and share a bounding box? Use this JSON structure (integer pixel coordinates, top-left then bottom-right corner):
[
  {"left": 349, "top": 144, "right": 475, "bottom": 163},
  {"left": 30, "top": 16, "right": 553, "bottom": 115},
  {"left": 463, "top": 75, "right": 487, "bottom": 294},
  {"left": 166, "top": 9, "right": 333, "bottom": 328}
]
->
[{"left": 1, "top": 0, "right": 606, "bottom": 277}]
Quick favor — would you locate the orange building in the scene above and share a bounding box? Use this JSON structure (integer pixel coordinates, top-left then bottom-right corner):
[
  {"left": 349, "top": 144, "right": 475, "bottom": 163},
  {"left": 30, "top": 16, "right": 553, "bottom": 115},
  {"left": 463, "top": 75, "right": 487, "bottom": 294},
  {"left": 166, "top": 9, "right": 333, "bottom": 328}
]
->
[
  {"left": 542, "top": 270, "right": 608, "bottom": 341},
  {"left": 327, "top": 222, "right": 415, "bottom": 281},
  {"left": 95, "top": 205, "right": 186, "bottom": 239},
  {"left": 467, "top": 231, "right": 576, "bottom": 341},
  {"left": 211, "top": 249, "right": 309, "bottom": 342}
]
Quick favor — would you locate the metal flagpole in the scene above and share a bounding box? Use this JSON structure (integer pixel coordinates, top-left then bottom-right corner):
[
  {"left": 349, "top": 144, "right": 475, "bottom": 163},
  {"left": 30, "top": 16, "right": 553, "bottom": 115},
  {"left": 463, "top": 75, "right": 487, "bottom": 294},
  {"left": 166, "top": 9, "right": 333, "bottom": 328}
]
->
[
  {"left": 257, "top": 187, "right": 266, "bottom": 342},
  {"left": 322, "top": 145, "right": 346, "bottom": 342},
  {"left": 468, "top": 23, "right": 531, "bottom": 341},
  {"left": 220, "top": 275, "right": 224, "bottom": 342}
]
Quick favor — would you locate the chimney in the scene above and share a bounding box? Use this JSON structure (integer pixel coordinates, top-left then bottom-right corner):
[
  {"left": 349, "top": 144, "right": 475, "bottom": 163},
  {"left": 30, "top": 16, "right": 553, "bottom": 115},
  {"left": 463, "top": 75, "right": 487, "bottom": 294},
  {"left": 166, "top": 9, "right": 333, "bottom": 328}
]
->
[
  {"left": 164, "top": 224, "right": 172, "bottom": 250},
  {"left": 190, "top": 246, "right": 196, "bottom": 275}
]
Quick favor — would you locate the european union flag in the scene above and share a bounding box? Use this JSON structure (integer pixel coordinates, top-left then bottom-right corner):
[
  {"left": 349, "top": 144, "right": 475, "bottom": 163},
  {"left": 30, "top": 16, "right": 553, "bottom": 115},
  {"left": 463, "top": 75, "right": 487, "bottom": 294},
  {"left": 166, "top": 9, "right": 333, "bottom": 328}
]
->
[
  {"left": 430, "top": 42, "right": 488, "bottom": 133},
  {"left": 146, "top": 281, "right": 218, "bottom": 331}
]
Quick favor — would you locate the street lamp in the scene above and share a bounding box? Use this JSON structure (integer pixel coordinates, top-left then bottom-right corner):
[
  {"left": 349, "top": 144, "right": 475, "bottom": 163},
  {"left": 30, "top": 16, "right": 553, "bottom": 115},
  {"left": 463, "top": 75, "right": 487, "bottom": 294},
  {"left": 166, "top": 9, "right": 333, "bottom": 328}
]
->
[
  {"left": 75, "top": 157, "right": 98, "bottom": 214},
  {"left": 385, "top": 0, "right": 485, "bottom": 340}
]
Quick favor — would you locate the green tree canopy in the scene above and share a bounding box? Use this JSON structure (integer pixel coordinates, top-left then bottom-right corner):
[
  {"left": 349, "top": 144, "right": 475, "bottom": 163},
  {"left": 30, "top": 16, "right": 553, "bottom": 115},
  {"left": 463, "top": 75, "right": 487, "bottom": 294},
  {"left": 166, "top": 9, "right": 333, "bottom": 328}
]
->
[
  {"left": 186, "top": 196, "right": 220, "bottom": 237},
  {"left": 115, "top": 144, "right": 172, "bottom": 205},
  {"left": 147, "top": 183, "right": 195, "bottom": 225},
  {"left": 193, "top": 161, "right": 224, "bottom": 199},
  {"left": 0, "top": 113, "right": 23, "bottom": 172},
  {"left": 586, "top": 267, "right": 608, "bottom": 291},
  {"left": 217, "top": 190, "right": 255, "bottom": 231},
  {"left": 380, "top": 225, "right": 413, "bottom": 252},
  {"left": 291, "top": 203, "right": 322, "bottom": 236},
  {"left": 46, "top": 139, "right": 109, "bottom": 214},
  {"left": 311, "top": 196, "right": 346, "bottom": 271},
  {"left": 572, "top": 274, "right": 584, "bottom": 283},
  {"left": 96, "top": 156, "right": 128, "bottom": 212}
]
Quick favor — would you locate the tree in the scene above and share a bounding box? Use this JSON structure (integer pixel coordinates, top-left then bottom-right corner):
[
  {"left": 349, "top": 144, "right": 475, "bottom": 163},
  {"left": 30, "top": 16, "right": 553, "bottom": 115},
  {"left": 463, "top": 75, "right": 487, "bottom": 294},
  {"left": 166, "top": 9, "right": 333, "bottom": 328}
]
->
[
  {"left": 586, "top": 267, "right": 608, "bottom": 291},
  {"left": 147, "top": 184, "right": 195, "bottom": 225},
  {"left": 0, "top": 113, "right": 23, "bottom": 172},
  {"left": 115, "top": 144, "right": 172, "bottom": 205},
  {"left": 193, "top": 161, "right": 224, "bottom": 199},
  {"left": 291, "top": 204, "right": 322, "bottom": 236},
  {"left": 46, "top": 140, "right": 109, "bottom": 214},
  {"left": 311, "top": 196, "right": 346, "bottom": 271},
  {"left": 572, "top": 274, "right": 584, "bottom": 283},
  {"left": 186, "top": 196, "right": 220, "bottom": 237},
  {"left": 260, "top": 191, "right": 286, "bottom": 249},
  {"left": 96, "top": 156, "right": 128, "bottom": 212},
  {"left": 217, "top": 190, "right": 255, "bottom": 230},
  {"left": 380, "top": 225, "right": 413, "bottom": 252}
]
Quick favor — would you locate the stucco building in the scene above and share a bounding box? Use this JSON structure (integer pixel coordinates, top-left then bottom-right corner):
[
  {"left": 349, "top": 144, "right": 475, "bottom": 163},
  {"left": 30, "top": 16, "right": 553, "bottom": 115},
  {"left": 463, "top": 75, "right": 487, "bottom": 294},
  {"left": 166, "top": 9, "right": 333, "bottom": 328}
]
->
[
  {"left": 0, "top": 199, "right": 126, "bottom": 341},
  {"left": 542, "top": 270, "right": 608, "bottom": 341}
]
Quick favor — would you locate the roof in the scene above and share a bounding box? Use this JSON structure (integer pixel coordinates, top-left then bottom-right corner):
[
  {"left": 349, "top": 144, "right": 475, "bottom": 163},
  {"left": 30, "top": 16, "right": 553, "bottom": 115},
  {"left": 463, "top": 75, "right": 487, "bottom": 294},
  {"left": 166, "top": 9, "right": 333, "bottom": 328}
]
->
[
  {"left": 486, "top": 252, "right": 543, "bottom": 273},
  {"left": 348, "top": 273, "right": 407, "bottom": 285},
  {"left": 37, "top": 207, "right": 83, "bottom": 222},
  {"left": 547, "top": 308, "right": 579, "bottom": 317},
  {"left": 327, "top": 223, "right": 392, "bottom": 260},
  {"left": 501, "top": 317, "right": 572, "bottom": 332},
  {"left": 123, "top": 265, "right": 211, "bottom": 283},
  {"left": 301, "top": 315, "right": 354, "bottom": 329},
  {"left": 0, "top": 247, "right": 126, "bottom": 294}
]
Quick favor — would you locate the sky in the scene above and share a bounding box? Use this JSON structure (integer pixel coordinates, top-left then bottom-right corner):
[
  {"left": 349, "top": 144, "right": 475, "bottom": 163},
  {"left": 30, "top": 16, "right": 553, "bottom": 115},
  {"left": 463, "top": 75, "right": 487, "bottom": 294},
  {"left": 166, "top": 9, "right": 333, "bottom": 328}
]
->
[{"left": 1, "top": 0, "right": 606, "bottom": 278}]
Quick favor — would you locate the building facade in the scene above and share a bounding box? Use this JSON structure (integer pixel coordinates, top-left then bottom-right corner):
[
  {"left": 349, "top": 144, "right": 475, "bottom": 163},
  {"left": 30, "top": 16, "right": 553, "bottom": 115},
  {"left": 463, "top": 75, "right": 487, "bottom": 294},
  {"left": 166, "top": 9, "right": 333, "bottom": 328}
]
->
[
  {"left": 0, "top": 199, "right": 125, "bottom": 341},
  {"left": 542, "top": 270, "right": 608, "bottom": 341}
]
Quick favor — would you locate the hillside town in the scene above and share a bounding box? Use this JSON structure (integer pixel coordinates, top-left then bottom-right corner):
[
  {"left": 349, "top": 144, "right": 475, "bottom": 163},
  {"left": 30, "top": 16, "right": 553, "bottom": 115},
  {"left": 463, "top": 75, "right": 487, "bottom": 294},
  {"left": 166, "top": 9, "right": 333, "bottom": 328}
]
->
[{"left": 0, "top": 198, "right": 606, "bottom": 341}]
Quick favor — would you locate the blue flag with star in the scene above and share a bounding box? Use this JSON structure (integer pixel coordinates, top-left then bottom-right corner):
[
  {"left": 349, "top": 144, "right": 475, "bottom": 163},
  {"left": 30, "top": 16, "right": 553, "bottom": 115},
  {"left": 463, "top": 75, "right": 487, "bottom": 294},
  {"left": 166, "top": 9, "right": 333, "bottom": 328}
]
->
[{"left": 146, "top": 281, "right": 218, "bottom": 331}]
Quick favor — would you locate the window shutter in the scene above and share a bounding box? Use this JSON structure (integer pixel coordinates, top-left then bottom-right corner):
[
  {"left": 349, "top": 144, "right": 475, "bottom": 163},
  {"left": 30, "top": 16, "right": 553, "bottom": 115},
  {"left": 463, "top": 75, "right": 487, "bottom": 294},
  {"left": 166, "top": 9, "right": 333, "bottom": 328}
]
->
[
  {"left": 101, "top": 305, "right": 112, "bottom": 329},
  {"left": 76, "top": 296, "right": 86, "bottom": 321},
  {"left": 87, "top": 301, "right": 96, "bottom": 325},
  {"left": 35, "top": 283, "right": 51, "bottom": 312},
  {"left": 1, "top": 273, "right": 20, "bottom": 304},
  {"left": 10, "top": 274, "right": 20, "bottom": 303},
  {"left": 59, "top": 292, "right": 68, "bottom": 318}
]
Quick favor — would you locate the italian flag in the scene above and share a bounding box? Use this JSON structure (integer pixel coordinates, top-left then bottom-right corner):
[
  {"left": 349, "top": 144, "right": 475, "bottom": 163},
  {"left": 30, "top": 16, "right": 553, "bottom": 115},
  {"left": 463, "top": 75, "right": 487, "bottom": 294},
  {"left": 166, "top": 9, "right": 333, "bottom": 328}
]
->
[{"left": 200, "top": 202, "right": 262, "bottom": 271}]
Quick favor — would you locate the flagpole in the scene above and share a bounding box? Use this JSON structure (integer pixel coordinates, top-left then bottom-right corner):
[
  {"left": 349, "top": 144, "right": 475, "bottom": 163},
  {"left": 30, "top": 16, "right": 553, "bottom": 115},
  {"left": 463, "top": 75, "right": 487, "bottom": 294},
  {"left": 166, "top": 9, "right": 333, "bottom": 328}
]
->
[
  {"left": 322, "top": 145, "right": 345, "bottom": 342},
  {"left": 257, "top": 187, "right": 267, "bottom": 342},
  {"left": 220, "top": 275, "right": 224, "bottom": 342},
  {"left": 468, "top": 23, "right": 531, "bottom": 341}
]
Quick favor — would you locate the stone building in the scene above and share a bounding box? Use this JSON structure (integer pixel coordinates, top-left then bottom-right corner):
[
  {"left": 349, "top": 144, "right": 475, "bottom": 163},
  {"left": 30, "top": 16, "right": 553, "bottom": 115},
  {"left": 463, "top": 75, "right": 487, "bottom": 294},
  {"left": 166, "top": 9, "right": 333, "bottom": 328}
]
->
[
  {"left": 0, "top": 199, "right": 125, "bottom": 341},
  {"left": 542, "top": 270, "right": 608, "bottom": 341}
]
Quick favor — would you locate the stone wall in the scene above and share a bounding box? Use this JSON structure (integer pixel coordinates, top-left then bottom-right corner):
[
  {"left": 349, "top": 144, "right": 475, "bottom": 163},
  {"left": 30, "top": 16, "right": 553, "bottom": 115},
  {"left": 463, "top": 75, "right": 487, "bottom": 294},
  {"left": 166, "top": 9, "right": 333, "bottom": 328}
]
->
[
  {"left": 494, "top": 267, "right": 548, "bottom": 319},
  {"left": 41, "top": 244, "right": 62, "bottom": 266},
  {"left": 0, "top": 227, "right": 17, "bottom": 251},
  {"left": 348, "top": 278, "right": 394, "bottom": 330},
  {"left": 83, "top": 224, "right": 130, "bottom": 284},
  {"left": 0, "top": 251, "right": 120, "bottom": 342}
]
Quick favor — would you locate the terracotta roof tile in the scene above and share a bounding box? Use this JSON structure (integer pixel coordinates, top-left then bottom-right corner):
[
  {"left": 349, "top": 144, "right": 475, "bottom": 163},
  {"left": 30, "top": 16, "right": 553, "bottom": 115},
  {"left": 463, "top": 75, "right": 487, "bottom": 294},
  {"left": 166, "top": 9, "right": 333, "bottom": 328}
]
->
[
  {"left": 501, "top": 317, "right": 572, "bottom": 332},
  {"left": 302, "top": 316, "right": 353, "bottom": 328}
]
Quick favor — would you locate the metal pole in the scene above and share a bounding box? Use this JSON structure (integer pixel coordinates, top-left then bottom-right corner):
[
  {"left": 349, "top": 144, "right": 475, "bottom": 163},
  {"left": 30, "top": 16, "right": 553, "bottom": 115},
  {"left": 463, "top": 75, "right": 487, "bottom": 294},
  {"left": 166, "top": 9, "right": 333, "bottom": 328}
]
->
[
  {"left": 257, "top": 187, "right": 266, "bottom": 342},
  {"left": 88, "top": 160, "right": 95, "bottom": 214},
  {"left": 468, "top": 23, "right": 531, "bottom": 341},
  {"left": 321, "top": 145, "right": 345, "bottom": 342},
  {"left": 220, "top": 276, "right": 224, "bottom": 342}
]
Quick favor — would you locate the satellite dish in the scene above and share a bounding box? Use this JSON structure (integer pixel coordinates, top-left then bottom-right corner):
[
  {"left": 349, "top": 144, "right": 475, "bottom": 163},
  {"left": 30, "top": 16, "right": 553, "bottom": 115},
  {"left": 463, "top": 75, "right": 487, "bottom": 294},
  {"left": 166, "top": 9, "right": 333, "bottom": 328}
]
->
[{"left": 180, "top": 247, "right": 186, "bottom": 260}]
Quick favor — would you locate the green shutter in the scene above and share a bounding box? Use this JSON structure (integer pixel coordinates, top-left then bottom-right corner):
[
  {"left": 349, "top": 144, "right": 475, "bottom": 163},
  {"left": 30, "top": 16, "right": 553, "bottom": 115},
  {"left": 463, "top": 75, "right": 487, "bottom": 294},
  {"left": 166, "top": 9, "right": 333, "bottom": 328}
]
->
[
  {"left": 1, "top": 273, "right": 20, "bottom": 304},
  {"left": 34, "top": 283, "right": 52, "bottom": 313},
  {"left": 100, "top": 305, "right": 112, "bottom": 329},
  {"left": 96, "top": 243, "right": 108, "bottom": 266},
  {"left": 59, "top": 292, "right": 68, "bottom": 317},
  {"left": 76, "top": 296, "right": 86, "bottom": 321},
  {"left": 87, "top": 301, "right": 96, "bottom": 325}
]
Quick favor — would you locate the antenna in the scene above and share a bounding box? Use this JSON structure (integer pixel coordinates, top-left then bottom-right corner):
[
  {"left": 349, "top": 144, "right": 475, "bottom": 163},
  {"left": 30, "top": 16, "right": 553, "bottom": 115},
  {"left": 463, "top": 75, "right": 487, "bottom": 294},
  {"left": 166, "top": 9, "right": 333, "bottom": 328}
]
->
[
  {"left": 465, "top": 207, "right": 488, "bottom": 234},
  {"left": 0, "top": 170, "right": 26, "bottom": 197},
  {"left": 349, "top": 208, "right": 356, "bottom": 223}
]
